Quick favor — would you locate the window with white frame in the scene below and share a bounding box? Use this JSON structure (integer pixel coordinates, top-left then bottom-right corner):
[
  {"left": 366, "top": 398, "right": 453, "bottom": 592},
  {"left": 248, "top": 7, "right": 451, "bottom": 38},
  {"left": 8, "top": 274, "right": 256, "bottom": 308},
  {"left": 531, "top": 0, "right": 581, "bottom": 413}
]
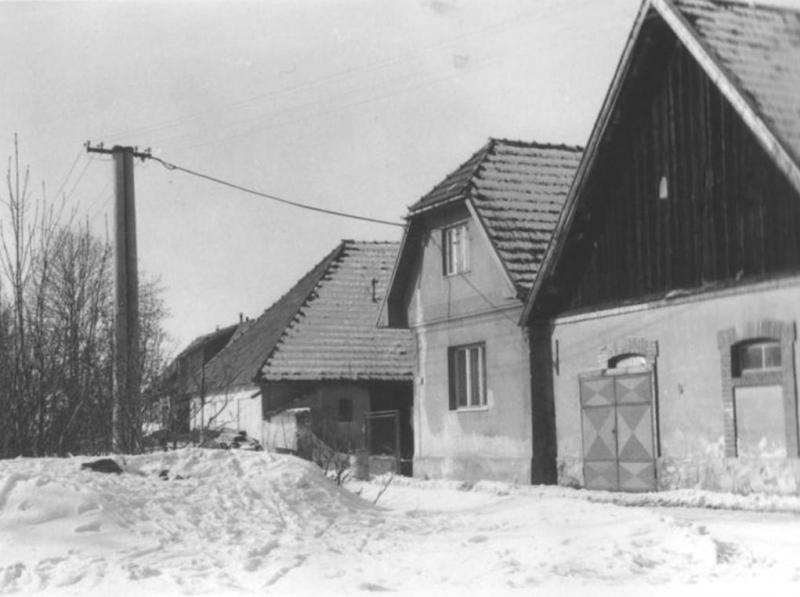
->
[
  {"left": 442, "top": 223, "right": 469, "bottom": 275},
  {"left": 448, "top": 343, "right": 486, "bottom": 409}
]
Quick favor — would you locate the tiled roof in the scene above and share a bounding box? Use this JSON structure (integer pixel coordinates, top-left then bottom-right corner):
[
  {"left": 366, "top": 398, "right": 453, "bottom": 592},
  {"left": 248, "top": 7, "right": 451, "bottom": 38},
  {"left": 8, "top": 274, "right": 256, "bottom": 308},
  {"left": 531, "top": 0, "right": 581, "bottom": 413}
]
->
[
  {"left": 408, "top": 143, "right": 492, "bottom": 214},
  {"left": 409, "top": 139, "right": 582, "bottom": 294},
  {"left": 176, "top": 323, "right": 240, "bottom": 361},
  {"left": 260, "top": 241, "right": 414, "bottom": 381},
  {"left": 673, "top": 0, "right": 800, "bottom": 166},
  {"left": 202, "top": 241, "right": 413, "bottom": 392},
  {"left": 201, "top": 244, "right": 343, "bottom": 393},
  {"left": 163, "top": 322, "right": 243, "bottom": 390}
]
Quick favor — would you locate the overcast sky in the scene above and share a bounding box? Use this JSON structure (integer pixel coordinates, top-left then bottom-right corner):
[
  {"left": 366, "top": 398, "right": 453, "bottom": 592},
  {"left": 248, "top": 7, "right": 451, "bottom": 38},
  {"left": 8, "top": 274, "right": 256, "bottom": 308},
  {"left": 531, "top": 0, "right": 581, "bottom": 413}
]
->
[{"left": 8, "top": 0, "right": 790, "bottom": 352}]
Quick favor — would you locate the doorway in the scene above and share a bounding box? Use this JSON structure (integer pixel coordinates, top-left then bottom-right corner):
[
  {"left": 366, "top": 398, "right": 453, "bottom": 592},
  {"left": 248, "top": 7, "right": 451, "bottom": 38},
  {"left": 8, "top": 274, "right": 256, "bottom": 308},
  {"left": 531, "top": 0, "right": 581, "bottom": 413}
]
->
[{"left": 580, "top": 370, "right": 656, "bottom": 491}]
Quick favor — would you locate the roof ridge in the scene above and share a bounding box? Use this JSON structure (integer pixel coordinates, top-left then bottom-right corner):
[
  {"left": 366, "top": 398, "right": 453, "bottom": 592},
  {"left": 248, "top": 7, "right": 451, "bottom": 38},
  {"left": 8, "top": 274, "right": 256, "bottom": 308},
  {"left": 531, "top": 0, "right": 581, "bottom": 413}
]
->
[
  {"left": 176, "top": 322, "right": 239, "bottom": 359},
  {"left": 462, "top": 139, "right": 495, "bottom": 201},
  {"left": 488, "top": 137, "right": 584, "bottom": 152},
  {"left": 465, "top": 138, "right": 498, "bottom": 201},
  {"left": 342, "top": 239, "right": 402, "bottom": 246},
  {"left": 676, "top": 0, "right": 800, "bottom": 18}
]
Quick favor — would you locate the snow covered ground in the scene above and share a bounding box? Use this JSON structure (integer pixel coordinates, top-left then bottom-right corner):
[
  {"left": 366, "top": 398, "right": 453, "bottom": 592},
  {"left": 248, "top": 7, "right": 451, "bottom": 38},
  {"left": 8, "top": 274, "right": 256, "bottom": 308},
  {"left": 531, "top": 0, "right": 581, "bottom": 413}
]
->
[{"left": 1, "top": 449, "right": 799, "bottom": 596}]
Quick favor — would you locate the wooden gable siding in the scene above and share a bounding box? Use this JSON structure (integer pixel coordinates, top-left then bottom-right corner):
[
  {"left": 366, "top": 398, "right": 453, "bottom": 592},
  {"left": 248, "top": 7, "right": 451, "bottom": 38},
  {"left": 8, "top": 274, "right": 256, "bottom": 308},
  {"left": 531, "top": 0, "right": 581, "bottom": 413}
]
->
[{"left": 556, "top": 20, "right": 800, "bottom": 313}]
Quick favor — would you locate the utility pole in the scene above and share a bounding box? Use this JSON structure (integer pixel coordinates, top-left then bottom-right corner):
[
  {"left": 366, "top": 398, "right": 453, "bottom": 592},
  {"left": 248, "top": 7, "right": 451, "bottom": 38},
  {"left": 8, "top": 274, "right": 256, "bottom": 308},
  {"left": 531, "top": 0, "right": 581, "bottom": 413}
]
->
[{"left": 86, "top": 142, "right": 151, "bottom": 453}]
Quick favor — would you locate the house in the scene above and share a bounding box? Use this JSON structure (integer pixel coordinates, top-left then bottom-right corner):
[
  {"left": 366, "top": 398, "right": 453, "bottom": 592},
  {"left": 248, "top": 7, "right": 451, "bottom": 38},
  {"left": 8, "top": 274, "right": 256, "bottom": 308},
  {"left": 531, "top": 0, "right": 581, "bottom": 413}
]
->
[
  {"left": 381, "top": 138, "right": 582, "bottom": 483},
  {"left": 522, "top": 0, "right": 800, "bottom": 493},
  {"left": 194, "top": 240, "right": 414, "bottom": 467},
  {"left": 163, "top": 321, "right": 247, "bottom": 435}
]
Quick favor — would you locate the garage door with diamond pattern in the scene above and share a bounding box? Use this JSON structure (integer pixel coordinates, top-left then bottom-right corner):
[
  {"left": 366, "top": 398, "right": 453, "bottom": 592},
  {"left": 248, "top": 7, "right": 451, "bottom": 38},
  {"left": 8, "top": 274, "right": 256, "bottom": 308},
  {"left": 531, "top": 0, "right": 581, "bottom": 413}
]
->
[{"left": 580, "top": 372, "right": 655, "bottom": 492}]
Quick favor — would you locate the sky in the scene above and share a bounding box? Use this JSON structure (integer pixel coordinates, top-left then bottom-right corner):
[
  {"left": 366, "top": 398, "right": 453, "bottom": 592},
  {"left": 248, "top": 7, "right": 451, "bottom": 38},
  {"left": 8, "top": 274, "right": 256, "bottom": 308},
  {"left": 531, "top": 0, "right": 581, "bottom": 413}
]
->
[{"left": 6, "top": 0, "right": 792, "bottom": 353}]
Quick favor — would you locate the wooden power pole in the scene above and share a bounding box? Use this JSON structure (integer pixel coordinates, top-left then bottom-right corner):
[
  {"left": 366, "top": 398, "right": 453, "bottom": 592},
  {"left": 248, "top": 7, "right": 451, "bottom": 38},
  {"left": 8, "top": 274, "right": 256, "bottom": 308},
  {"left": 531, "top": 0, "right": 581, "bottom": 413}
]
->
[{"left": 86, "top": 143, "right": 151, "bottom": 453}]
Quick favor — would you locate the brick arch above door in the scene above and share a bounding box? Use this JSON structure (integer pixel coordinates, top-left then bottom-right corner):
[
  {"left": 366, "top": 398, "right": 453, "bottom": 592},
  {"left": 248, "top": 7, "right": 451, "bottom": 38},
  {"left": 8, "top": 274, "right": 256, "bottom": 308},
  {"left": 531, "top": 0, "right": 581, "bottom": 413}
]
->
[{"left": 597, "top": 338, "right": 659, "bottom": 369}]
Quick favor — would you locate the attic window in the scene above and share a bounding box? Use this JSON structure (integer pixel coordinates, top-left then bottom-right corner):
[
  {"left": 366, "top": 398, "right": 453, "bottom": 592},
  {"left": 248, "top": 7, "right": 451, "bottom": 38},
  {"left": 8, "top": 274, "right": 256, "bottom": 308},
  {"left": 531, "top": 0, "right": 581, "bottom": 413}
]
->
[
  {"left": 443, "top": 223, "right": 469, "bottom": 275},
  {"left": 658, "top": 175, "right": 669, "bottom": 200}
]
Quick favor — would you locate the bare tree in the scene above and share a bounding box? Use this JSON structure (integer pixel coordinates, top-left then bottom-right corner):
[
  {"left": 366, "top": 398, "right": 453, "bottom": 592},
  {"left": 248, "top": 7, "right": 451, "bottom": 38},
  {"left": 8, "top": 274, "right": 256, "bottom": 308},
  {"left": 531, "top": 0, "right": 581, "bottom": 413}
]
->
[
  {"left": 0, "top": 137, "right": 172, "bottom": 458},
  {"left": 0, "top": 134, "right": 62, "bottom": 456}
]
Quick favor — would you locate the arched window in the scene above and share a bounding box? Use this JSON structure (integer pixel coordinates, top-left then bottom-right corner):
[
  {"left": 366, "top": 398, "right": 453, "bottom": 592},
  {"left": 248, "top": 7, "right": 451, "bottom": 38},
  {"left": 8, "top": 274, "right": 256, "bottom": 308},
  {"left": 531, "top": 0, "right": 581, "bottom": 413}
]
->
[
  {"left": 658, "top": 174, "right": 669, "bottom": 200},
  {"left": 608, "top": 353, "right": 648, "bottom": 369}
]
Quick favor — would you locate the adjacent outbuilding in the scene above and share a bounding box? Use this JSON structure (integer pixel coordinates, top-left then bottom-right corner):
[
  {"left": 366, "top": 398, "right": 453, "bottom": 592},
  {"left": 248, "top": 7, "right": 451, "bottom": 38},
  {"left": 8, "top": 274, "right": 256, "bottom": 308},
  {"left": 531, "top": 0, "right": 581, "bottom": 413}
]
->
[
  {"left": 190, "top": 240, "right": 415, "bottom": 470},
  {"left": 523, "top": 0, "right": 800, "bottom": 494}
]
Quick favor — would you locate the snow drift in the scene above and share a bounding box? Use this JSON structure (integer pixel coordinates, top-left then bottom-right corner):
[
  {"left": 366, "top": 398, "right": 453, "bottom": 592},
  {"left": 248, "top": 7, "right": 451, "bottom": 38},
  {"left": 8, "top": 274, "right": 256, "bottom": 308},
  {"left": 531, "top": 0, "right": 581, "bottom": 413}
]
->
[
  {"left": 1, "top": 449, "right": 799, "bottom": 596},
  {"left": 0, "top": 449, "right": 371, "bottom": 595}
]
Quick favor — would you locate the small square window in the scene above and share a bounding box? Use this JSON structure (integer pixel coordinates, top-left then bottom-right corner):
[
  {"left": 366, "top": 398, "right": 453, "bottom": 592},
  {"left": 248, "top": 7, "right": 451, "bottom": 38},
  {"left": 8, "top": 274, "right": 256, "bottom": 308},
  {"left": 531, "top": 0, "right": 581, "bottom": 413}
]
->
[
  {"left": 338, "top": 398, "right": 353, "bottom": 423},
  {"left": 442, "top": 224, "right": 469, "bottom": 275}
]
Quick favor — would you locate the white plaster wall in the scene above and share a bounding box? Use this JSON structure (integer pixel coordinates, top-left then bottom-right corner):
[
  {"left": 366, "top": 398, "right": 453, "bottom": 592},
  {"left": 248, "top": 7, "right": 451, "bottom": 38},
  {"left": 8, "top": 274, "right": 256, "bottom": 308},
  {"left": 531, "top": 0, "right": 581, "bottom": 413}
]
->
[
  {"left": 190, "top": 386, "right": 263, "bottom": 444},
  {"left": 413, "top": 306, "right": 533, "bottom": 482},
  {"left": 407, "top": 212, "right": 519, "bottom": 328},
  {"left": 549, "top": 278, "right": 800, "bottom": 493},
  {"left": 405, "top": 206, "right": 531, "bottom": 482}
]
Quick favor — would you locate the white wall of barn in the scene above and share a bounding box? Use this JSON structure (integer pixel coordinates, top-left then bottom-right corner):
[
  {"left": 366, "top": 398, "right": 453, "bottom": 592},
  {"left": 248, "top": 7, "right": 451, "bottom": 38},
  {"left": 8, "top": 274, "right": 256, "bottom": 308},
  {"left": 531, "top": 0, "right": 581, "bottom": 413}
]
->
[{"left": 548, "top": 275, "right": 800, "bottom": 494}]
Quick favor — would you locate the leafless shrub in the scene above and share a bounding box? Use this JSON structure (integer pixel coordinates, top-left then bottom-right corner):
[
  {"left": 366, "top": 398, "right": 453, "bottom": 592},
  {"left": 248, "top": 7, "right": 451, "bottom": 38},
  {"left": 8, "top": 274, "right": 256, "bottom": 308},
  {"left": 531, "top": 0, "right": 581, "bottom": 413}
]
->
[{"left": 373, "top": 473, "right": 395, "bottom": 505}]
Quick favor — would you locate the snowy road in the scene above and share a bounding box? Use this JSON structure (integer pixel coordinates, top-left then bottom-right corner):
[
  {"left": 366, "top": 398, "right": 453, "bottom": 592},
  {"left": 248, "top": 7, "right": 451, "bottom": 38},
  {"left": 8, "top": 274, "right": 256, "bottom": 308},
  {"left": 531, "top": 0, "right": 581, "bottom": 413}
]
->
[
  {"left": 1, "top": 450, "right": 799, "bottom": 596},
  {"left": 661, "top": 507, "right": 800, "bottom": 578}
]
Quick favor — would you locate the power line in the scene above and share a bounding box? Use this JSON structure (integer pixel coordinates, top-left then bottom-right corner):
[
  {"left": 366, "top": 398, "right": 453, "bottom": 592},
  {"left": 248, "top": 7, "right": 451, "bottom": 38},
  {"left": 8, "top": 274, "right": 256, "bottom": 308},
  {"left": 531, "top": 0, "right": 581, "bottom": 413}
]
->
[
  {"left": 149, "top": 155, "right": 405, "bottom": 228},
  {"left": 94, "top": 0, "right": 609, "bottom": 153},
  {"left": 63, "top": 156, "right": 94, "bottom": 204},
  {"left": 84, "top": 182, "right": 112, "bottom": 227},
  {"left": 50, "top": 146, "right": 86, "bottom": 202},
  {"left": 161, "top": 18, "right": 623, "bottom": 154},
  {"left": 427, "top": 232, "right": 520, "bottom": 326},
  {"left": 171, "top": 57, "right": 496, "bottom": 152},
  {"left": 96, "top": 1, "right": 582, "bottom": 143}
]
